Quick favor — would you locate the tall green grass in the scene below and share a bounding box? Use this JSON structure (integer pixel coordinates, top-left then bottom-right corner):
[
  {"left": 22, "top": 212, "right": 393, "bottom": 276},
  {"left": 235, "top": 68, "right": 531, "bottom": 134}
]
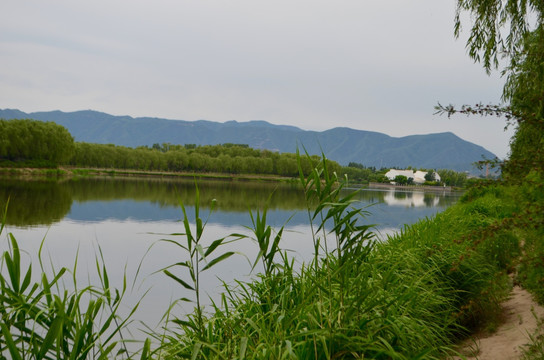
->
[
  {"left": 158, "top": 155, "right": 519, "bottom": 359},
  {"left": 0, "top": 201, "right": 147, "bottom": 359},
  {"left": 0, "top": 155, "right": 525, "bottom": 359},
  {"left": 515, "top": 171, "right": 544, "bottom": 304}
]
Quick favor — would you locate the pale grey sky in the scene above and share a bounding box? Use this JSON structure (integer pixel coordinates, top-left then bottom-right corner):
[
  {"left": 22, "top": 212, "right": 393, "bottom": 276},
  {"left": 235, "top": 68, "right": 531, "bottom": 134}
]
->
[{"left": 1, "top": 1, "right": 514, "bottom": 158}]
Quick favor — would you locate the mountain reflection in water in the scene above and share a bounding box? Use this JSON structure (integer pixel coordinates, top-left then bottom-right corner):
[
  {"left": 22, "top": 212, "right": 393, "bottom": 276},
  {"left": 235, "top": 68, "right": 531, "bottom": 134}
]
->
[{"left": 0, "top": 176, "right": 462, "bottom": 338}]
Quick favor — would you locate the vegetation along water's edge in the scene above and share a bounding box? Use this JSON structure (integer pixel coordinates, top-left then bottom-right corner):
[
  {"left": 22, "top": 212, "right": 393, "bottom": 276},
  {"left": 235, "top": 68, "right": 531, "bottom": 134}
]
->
[
  {"left": 1, "top": 152, "right": 542, "bottom": 359},
  {"left": 152, "top": 160, "right": 542, "bottom": 359},
  {"left": 0, "top": 109, "right": 540, "bottom": 358}
]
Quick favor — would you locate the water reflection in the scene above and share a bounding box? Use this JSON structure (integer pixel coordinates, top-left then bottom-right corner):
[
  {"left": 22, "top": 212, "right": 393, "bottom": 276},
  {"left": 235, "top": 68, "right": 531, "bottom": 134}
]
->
[
  {"left": 383, "top": 190, "right": 440, "bottom": 207},
  {"left": 0, "top": 176, "right": 462, "bottom": 339},
  {"left": 0, "top": 177, "right": 305, "bottom": 226},
  {"left": 0, "top": 177, "right": 460, "bottom": 230},
  {"left": 0, "top": 179, "right": 72, "bottom": 226}
]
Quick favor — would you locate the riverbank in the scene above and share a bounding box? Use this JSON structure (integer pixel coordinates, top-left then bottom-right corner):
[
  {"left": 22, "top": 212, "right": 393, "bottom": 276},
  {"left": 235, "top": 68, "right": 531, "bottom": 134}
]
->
[
  {"left": 155, "top": 164, "right": 533, "bottom": 359},
  {"left": 0, "top": 167, "right": 463, "bottom": 191},
  {"left": 453, "top": 284, "right": 544, "bottom": 359},
  {"left": 1, "top": 158, "right": 542, "bottom": 358},
  {"left": 0, "top": 166, "right": 297, "bottom": 183}
]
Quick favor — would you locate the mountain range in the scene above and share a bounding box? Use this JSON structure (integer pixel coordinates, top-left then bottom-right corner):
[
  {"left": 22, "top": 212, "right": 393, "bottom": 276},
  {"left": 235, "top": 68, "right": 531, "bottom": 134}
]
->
[{"left": 0, "top": 109, "right": 497, "bottom": 172}]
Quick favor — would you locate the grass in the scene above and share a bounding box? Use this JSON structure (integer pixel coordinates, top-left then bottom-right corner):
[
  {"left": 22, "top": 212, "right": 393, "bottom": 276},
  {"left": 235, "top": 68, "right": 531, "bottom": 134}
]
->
[
  {"left": 0, "top": 201, "right": 143, "bottom": 359},
  {"left": 156, "top": 156, "right": 521, "bottom": 359},
  {"left": 521, "top": 309, "right": 544, "bottom": 360},
  {"left": 1, "top": 154, "right": 539, "bottom": 359}
]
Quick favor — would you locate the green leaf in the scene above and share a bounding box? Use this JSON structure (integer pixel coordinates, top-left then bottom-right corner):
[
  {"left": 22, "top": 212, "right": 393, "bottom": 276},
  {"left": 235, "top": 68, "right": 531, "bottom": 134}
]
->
[
  {"left": 270, "top": 227, "right": 283, "bottom": 255},
  {"left": 204, "top": 238, "right": 224, "bottom": 257},
  {"left": 201, "top": 252, "right": 235, "bottom": 271},
  {"left": 173, "top": 318, "right": 197, "bottom": 329},
  {"left": 0, "top": 323, "right": 23, "bottom": 360},
  {"left": 38, "top": 315, "right": 63, "bottom": 359},
  {"left": 7, "top": 233, "right": 21, "bottom": 293},
  {"left": 158, "top": 238, "right": 189, "bottom": 251},
  {"left": 140, "top": 338, "right": 151, "bottom": 360},
  {"left": 195, "top": 244, "right": 205, "bottom": 259},
  {"left": 196, "top": 217, "right": 203, "bottom": 241},
  {"left": 239, "top": 337, "right": 248, "bottom": 359},
  {"left": 168, "top": 261, "right": 192, "bottom": 269},
  {"left": 191, "top": 342, "right": 203, "bottom": 360},
  {"left": 251, "top": 250, "right": 265, "bottom": 273},
  {"left": 4, "top": 252, "right": 18, "bottom": 293},
  {"left": 97, "top": 343, "right": 118, "bottom": 360},
  {"left": 42, "top": 272, "right": 53, "bottom": 305},
  {"left": 103, "top": 263, "right": 110, "bottom": 290},
  {"left": 164, "top": 270, "right": 195, "bottom": 290}
]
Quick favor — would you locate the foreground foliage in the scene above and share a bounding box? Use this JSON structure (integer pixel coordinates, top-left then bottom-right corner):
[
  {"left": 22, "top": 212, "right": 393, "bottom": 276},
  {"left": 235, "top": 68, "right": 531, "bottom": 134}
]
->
[
  {"left": 157, "top": 156, "right": 522, "bottom": 359},
  {"left": 0, "top": 203, "right": 140, "bottom": 359},
  {"left": 1, "top": 152, "right": 541, "bottom": 358}
]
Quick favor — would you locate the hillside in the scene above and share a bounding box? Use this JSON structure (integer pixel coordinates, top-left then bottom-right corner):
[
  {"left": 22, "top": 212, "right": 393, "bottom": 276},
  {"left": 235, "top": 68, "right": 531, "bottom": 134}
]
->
[{"left": 0, "top": 109, "right": 496, "bottom": 172}]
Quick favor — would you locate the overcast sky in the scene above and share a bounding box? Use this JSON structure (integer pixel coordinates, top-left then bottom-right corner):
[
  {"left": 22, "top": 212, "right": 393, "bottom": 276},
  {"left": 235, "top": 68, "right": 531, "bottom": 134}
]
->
[{"left": 1, "top": 1, "right": 514, "bottom": 158}]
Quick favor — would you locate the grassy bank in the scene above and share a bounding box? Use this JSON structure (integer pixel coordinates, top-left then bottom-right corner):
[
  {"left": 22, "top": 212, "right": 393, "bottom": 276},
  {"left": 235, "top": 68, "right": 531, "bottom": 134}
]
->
[
  {"left": 158, "top": 179, "right": 521, "bottom": 359},
  {"left": 0, "top": 157, "right": 541, "bottom": 359},
  {"left": 0, "top": 166, "right": 297, "bottom": 183}
]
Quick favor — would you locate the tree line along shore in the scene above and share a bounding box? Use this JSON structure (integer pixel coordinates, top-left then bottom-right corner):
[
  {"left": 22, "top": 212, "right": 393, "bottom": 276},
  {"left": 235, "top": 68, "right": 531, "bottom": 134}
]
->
[{"left": 0, "top": 118, "right": 470, "bottom": 187}]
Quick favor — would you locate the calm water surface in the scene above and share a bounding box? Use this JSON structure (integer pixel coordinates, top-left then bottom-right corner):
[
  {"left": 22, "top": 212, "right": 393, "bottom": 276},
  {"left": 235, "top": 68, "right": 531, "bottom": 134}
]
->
[{"left": 0, "top": 176, "right": 461, "bottom": 337}]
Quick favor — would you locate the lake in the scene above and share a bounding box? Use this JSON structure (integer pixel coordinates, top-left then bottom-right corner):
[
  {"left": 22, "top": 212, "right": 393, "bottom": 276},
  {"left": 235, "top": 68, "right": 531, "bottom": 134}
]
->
[{"left": 0, "top": 176, "right": 461, "bottom": 338}]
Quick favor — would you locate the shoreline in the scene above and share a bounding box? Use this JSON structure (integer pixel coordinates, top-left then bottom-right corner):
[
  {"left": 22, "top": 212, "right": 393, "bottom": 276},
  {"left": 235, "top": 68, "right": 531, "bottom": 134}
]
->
[
  {"left": 0, "top": 167, "right": 460, "bottom": 191},
  {"left": 0, "top": 166, "right": 297, "bottom": 183}
]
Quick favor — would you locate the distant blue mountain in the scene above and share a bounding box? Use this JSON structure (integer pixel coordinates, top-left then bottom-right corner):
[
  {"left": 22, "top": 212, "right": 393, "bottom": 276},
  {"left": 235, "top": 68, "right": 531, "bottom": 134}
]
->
[{"left": 0, "top": 108, "right": 497, "bottom": 172}]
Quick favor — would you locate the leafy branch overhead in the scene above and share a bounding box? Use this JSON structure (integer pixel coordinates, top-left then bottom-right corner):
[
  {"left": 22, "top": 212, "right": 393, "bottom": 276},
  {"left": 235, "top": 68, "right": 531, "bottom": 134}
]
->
[{"left": 455, "top": 0, "right": 543, "bottom": 73}]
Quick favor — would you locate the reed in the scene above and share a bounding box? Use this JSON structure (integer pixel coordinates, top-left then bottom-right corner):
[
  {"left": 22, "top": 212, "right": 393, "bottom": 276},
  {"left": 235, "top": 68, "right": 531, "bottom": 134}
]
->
[
  {"left": 0, "top": 154, "right": 527, "bottom": 359},
  {"left": 158, "top": 154, "right": 518, "bottom": 359},
  {"left": 0, "top": 201, "right": 146, "bottom": 359},
  {"left": 158, "top": 182, "right": 243, "bottom": 341}
]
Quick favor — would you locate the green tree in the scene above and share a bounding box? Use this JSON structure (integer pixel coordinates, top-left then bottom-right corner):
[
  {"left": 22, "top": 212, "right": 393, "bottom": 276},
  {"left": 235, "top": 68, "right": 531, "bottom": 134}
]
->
[
  {"left": 437, "top": 169, "right": 467, "bottom": 187},
  {"left": 454, "top": 0, "right": 543, "bottom": 73},
  {"left": 451, "top": 1, "right": 544, "bottom": 179},
  {"left": 0, "top": 119, "right": 74, "bottom": 165},
  {"left": 503, "top": 26, "right": 544, "bottom": 178},
  {"left": 277, "top": 155, "right": 298, "bottom": 177},
  {"left": 394, "top": 175, "right": 408, "bottom": 185},
  {"left": 424, "top": 171, "right": 435, "bottom": 182}
]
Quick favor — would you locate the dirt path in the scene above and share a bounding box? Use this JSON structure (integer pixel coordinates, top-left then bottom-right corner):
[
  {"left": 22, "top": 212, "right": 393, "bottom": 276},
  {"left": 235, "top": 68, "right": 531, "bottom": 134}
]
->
[{"left": 453, "top": 286, "right": 544, "bottom": 360}]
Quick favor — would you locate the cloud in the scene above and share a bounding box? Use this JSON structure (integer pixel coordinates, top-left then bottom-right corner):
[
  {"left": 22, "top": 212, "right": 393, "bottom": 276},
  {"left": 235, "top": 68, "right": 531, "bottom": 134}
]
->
[{"left": 0, "top": 0, "right": 513, "bottom": 158}]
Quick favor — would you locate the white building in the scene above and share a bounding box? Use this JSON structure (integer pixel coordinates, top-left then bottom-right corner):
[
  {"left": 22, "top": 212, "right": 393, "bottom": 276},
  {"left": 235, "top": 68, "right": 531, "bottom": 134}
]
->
[{"left": 384, "top": 169, "right": 441, "bottom": 185}]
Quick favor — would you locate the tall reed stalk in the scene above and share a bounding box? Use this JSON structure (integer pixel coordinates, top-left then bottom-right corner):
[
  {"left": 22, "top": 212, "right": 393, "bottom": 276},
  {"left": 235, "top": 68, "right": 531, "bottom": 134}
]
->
[
  {"left": 0, "top": 200, "right": 146, "bottom": 359},
  {"left": 160, "top": 182, "right": 240, "bottom": 341},
  {"left": 159, "top": 155, "right": 519, "bottom": 359},
  {"left": 2, "top": 155, "right": 523, "bottom": 359}
]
